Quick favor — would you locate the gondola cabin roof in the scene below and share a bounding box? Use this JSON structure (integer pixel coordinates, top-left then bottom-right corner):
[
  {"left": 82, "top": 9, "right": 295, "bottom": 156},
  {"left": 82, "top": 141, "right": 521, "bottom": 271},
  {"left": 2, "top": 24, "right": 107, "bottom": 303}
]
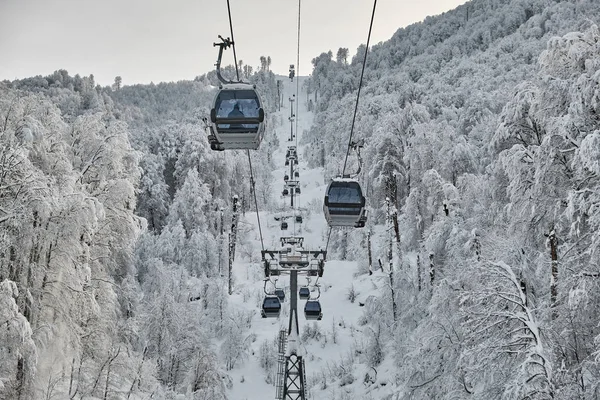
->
[
  {"left": 299, "top": 287, "right": 310, "bottom": 299},
  {"left": 262, "top": 296, "right": 281, "bottom": 318},
  {"left": 304, "top": 300, "right": 322, "bottom": 320},
  {"left": 263, "top": 296, "right": 281, "bottom": 307},
  {"left": 275, "top": 289, "right": 285, "bottom": 301},
  {"left": 217, "top": 82, "right": 257, "bottom": 90},
  {"left": 305, "top": 300, "right": 321, "bottom": 311},
  {"left": 331, "top": 177, "right": 363, "bottom": 183}
]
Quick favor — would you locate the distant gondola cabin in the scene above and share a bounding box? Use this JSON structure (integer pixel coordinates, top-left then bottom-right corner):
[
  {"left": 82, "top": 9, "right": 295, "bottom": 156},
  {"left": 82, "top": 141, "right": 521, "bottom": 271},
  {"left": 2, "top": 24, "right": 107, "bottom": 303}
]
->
[
  {"left": 304, "top": 300, "right": 322, "bottom": 320},
  {"left": 261, "top": 296, "right": 281, "bottom": 318},
  {"left": 299, "top": 287, "right": 310, "bottom": 300}
]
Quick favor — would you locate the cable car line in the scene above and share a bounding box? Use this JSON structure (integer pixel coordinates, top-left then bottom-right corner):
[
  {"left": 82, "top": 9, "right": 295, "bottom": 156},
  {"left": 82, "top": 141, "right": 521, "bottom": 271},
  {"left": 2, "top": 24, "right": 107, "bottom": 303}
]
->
[
  {"left": 295, "top": 0, "right": 301, "bottom": 150},
  {"left": 323, "top": 0, "right": 376, "bottom": 252},
  {"left": 207, "top": 1, "right": 266, "bottom": 151},
  {"left": 226, "top": 0, "right": 240, "bottom": 81},
  {"left": 247, "top": 149, "right": 266, "bottom": 252},
  {"left": 293, "top": 0, "right": 302, "bottom": 237},
  {"left": 218, "top": 1, "right": 266, "bottom": 251},
  {"left": 325, "top": 227, "right": 332, "bottom": 255},
  {"left": 341, "top": 0, "right": 377, "bottom": 176}
]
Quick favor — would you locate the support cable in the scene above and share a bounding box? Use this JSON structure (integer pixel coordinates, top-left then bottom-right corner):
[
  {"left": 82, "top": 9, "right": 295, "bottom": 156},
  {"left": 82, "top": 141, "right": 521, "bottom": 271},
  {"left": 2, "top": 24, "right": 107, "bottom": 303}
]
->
[
  {"left": 327, "top": 0, "right": 376, "bottom": 255},
  {"left": 226, "top": 0, "right": 240, "bottom": 81},
  {"left": 325, "top": 227, "right": 333, "bottom": 256},
  {"left": 295, "top": 0, "right": 301, "bottom": 150},
  {"left": 247, "top": 150, "right": 265, "bottom": 252},
  {"left": 224, "top": 2, "right": 263, "bottom": 251},
  {"left": 341, "top": 0, "right": 377, "bottom": 176},
  {"left": 293, "top": 0, "right": 302, "bottom": 237}
]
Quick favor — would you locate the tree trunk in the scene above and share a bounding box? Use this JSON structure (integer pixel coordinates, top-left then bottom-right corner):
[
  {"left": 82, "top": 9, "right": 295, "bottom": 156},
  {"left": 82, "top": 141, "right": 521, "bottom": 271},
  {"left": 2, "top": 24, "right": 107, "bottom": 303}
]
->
[
  {"left": 429, "top": 253, "right": 435, "bottom": 285},
  {"left": 16, "top": 356, "right": 25, "bottom": 400},
  {"left": 389, "top": 268, "right": 397, "bottom": 322},
  {"left": 103, "top": 361, "right": 112, "bottom": 400},
  {"left": 127, "top": 347, "right": 148, "bottom": 399},
  {"left": 386, "top": 198, "right": 398, "bottom": 322},
  {"left": 392, "top": 213, "right": 401, "bottom": 245},
  {"left": 228, "top": 196, "right": 239, "bottom": 295},
  {"left": 417, "top": 255, "right": 422, "bottom": 291},
  {"left": 92, "top": 347, "right": 120, "bottom": 398},
  {"left": 367, "top": 230, "right": 373, "bottom": 275},
  {"left": 70, "top": 356, "right": 84, "bottom": 399},
  {"left": 68, "top": 357, "right": 76, "bottom": 398},
  {"left": 549, "top": 229, "right": 558, "bottom": 317}
]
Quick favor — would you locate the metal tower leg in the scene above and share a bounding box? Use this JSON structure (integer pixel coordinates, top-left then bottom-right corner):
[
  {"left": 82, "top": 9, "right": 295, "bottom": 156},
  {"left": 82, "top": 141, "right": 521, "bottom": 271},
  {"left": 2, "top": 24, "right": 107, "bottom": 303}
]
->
[
  {"left": 276, "top": 330, "right": 288, "bottom": 399},
  {"left": 283, "top": 354, "right": 306, "bottom": 400},
  {"left": 282, "top": 270, "right": 306, "bottom": 399}
]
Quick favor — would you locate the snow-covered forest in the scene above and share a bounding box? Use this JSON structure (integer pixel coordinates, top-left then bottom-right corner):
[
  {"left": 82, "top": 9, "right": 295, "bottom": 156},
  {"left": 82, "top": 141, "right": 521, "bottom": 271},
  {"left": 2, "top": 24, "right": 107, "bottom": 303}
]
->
[{"left": 2, "top": 0, "right": 600, "bottom": 398}]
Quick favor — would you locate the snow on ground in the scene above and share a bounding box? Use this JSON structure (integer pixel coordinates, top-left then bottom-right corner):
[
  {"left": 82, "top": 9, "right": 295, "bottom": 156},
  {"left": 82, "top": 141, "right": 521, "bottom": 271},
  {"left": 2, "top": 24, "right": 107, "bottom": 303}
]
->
[{"left": 226, "top": 76, "right": 395, "bottom": 400}]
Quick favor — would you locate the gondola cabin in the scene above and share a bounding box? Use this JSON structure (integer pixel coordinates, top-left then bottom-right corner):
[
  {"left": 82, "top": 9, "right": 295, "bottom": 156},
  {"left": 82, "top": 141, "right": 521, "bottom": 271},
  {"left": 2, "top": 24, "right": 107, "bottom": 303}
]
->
[
  {"left": 323, "top": 178, "right": 368, "bottom": 228},
  {"left": 295, "top": 215, "right": 303, "bottom": 223},
  {"left": 295, "top": 187, "right": 301, "bottom": 194},
  {"left": 304, "top": 300, "right": 322, "bottom": 320},
  {"left": 281, "top": 221, "right": 288, "bottom": 230},
  {"left": 284, "top": 174, "right": 289, "bottom": 181},
  {"left": 208, "top": 83, "right": 265, "bottom": 151},
  {"left": 275, "top": 289, "right": 285, "bottom": 302},
  {"left": 282, "top": 188, "right": 289, "bottom": 196},
  {"left": 286, "top": 146, "right": 297, "bottom": 158},
  {"left": 261, "top": 296, "right": 281, "bottom": 318},
  {"left": 294, "top": 171, "right": 299, "bottom": 178},
  {"left": 299, "top": 287, "right": 310, "bottom": 300}
]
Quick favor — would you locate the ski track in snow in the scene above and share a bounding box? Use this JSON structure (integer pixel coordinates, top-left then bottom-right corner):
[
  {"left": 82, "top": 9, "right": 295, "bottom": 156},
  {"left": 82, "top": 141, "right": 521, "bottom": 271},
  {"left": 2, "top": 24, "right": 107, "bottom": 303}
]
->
[{"left": 226, "top": 77, "right": 397, "bottom": 400}]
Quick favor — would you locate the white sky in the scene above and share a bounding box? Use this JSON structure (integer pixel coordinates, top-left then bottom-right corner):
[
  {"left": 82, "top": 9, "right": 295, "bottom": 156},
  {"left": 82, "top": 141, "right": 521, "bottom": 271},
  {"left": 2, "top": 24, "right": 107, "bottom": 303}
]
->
[{"left": 0, "top": 0, "right": 468, "bottom": 86}]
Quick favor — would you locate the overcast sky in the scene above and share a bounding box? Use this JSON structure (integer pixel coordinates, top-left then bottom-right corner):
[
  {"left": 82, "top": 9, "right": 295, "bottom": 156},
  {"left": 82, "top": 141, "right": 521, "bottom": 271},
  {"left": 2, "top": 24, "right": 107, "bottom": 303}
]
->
[{"left": 0, "top": 0, "right": 468, "bottom": 86}]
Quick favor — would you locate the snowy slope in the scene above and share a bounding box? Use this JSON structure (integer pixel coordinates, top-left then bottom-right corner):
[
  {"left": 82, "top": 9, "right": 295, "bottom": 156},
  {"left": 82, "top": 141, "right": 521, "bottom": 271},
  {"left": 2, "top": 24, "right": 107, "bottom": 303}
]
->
[{"left": 224, "top": 76, "right": 397, "bottom": 400}]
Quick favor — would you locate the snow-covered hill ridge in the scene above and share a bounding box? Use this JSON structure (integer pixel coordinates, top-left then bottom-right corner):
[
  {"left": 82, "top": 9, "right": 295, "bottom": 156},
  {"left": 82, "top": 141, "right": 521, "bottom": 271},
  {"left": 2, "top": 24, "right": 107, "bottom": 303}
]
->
[{"left": 302, "top": 1, "right": 600, "bottom": 398}]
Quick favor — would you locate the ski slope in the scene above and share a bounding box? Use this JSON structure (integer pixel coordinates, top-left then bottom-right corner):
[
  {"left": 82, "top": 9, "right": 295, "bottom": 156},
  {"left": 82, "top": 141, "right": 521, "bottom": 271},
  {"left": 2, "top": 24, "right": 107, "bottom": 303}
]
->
[{"left": 225, "top": 76, "right": 398, "bottom": 400}]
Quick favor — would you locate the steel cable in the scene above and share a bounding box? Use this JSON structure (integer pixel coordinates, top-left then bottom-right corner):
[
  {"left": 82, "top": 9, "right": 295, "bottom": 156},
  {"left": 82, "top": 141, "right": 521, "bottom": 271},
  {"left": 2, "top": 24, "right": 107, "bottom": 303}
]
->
[
  {"left": 226, "top": 0, "right": 240, "bottom": 81},
  {"left": 247, "top": 150, "right": 265, "bottom": 252},
  {"left": 341, "top": 0, "right": 377, "bottom": 176}
]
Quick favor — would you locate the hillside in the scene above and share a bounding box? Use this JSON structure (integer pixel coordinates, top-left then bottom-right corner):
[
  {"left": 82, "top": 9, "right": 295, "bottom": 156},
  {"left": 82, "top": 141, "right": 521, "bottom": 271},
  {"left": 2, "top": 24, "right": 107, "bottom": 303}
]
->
[{"left": 302, "top": 0, "right": 600, "bottom": 398}]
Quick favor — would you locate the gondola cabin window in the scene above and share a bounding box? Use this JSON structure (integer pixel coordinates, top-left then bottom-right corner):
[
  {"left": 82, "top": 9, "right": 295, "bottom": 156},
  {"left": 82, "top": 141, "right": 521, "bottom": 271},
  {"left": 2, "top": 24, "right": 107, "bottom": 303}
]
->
[
  {"left": 215, "top": 90, "right": 261, "bottom": 132},
  {"left": 327, "top": 182, "right": 363, "bottom": 215}
]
